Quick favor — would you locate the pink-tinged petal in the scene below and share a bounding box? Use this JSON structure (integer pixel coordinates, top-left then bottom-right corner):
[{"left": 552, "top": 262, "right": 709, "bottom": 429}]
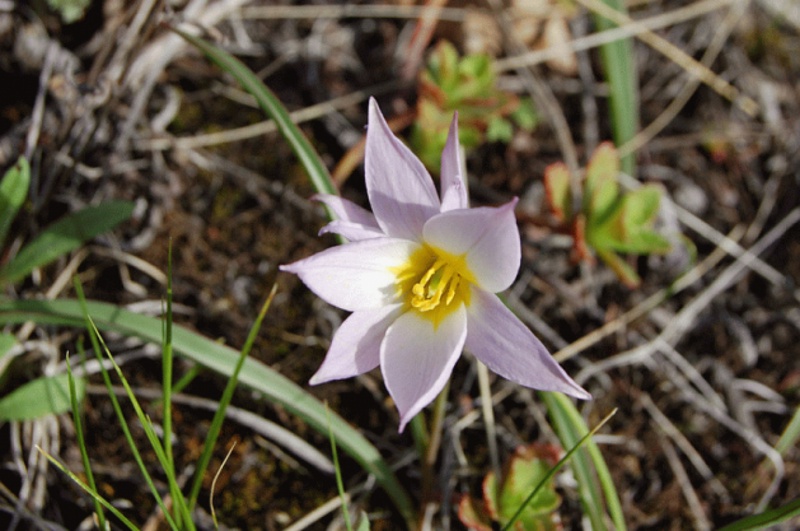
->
[
  {"left": 310, "top": 304, "right": 403, "bottom": 385},
  {"left": 319, "top": 220, "right": 385, "bottom": 241},
  {"left": 465, "top": 288, "right": 591, "bottom": 400},
  {"left": 313, "top": 194, "right": 379, "bottom": 228},
  {"left": 381, "top": 307, "right": 467, "bottom": 432},
  {"left": 366, "top": 98, "right": 440, "bottom": 241},
  {"left": 423, "top": 199, "right": 521, "bottom": 293},
  {"left": 440, "top": 113, "right": 468, "bottom": 212},
  {"left": 280, "top": 238, "right": 419, "bottom": 311}
]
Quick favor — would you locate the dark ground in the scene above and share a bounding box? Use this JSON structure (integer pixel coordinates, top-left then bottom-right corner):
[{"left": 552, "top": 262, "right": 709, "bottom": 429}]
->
[{"left": 1, "top": 0, "right": 799, "bottom": 529}]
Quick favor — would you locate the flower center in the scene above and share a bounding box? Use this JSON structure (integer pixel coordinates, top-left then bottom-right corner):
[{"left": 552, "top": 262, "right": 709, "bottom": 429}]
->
[
  {"left": 393, "top": 244, "right": 472, "bottom": 325},
  {"left": 411, "top": 258, "right": 460, "bottom": 312}
]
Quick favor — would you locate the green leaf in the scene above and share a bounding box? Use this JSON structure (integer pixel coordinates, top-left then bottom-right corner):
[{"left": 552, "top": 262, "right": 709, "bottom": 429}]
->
[
  {"left": 544, "top": 162, "right": 572, "bottom": 222},
  {"left": 484, "top": 470, "right": 500, "bottom": 520},
  {"left": 0, "top": 157, "right": 30, "bottom": 250},
  {"left": 614, "top": 231, "right": 672, "bottom": 255},
  {"left": 0, "top": 374, "right": 86, "bottom": 420},
  {"left": 718, "top": 498, "right": 800, "bottom": 531},
  {"left": 486, "top": 117, "right": 513, "bottom": 143},
  {"left": 0, "top": 332, "right": 16, "bottom": 359},
  {"left": 0, "top": 332, "right": 19, "bottom": 387},
  {"left": 0, "top": 200, "right": 134, "bottom": 285},
  {"left": 457, "top": 496, "right": 492, "bottom": 530},
  {"left": 584, "top": 142, "right": 620, "bottom": 223},
  {"left": 621, "top": 185, "right": 662, "bottom": 230},
  {"left": 355, "top": 511, "right": 372, "bottom": 531},
  {"left": 511, "top": 98, "right": 539, "bottom": 131},
  {"left": 455, "top": 54, "right": 494, "bottom": 101},
  {"left": 500, "top": 456, "right": 559, "bottom": 521},
  {"left": 429, "top": 40, "right": 459, "bottom": 93},
  {"left": 45, "top": 0, "right": 92, "bottom": 23},
  {"left": 596, "top": 247, "right": 641, "bottom": 288},
  {"left": 0, "top": 297, "right": 416, "bottom": 529},
  {"left": 602, "top": 186, "right": 671, "bottom": 255}
]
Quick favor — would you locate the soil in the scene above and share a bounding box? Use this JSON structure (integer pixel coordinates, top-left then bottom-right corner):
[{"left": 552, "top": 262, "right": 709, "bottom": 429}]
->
[{"left": 1, "top": 1, "right": 799, "bottom": 530}]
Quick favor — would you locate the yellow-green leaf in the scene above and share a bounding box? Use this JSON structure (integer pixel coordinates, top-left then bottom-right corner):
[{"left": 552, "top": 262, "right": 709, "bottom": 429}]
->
[
  {"left": 544, "top": 162, "right": 572, "bottom": 222},
  {"left": 584, "top": 142, "right": 620, "bottom": 222}
]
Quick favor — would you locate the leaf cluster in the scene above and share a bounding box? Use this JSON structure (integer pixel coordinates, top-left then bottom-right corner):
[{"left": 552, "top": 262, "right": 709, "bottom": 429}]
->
[
  {"left": 411, "top": 41, "right": 538, "bottom": 171},
  {"left": 0, "top": 158, "right": 133, "bottom": 417},
  {"left": 544, "top": 143, "right": 671, "bottom": 287},
  {"left": 458, "top": 443, "right": 563, "bottom": 531}
]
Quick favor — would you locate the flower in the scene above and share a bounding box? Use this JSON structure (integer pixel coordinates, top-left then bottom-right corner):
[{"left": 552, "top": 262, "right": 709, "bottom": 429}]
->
[{"left": 281, "top": 98, "right": 590, "bottom": 431}]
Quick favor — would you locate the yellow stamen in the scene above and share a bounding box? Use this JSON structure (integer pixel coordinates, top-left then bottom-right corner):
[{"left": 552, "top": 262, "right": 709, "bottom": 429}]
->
[{"left": 391, "top": 244, "right": 473, "bottom": 327}]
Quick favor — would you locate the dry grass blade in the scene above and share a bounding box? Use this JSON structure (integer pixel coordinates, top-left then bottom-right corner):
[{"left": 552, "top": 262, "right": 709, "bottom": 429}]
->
[
  {"left": 209, "top": 440, "right": 237, "bottom": 528},
  {"left": 657, "top": 435, "right": 711, "bottom": 531},
  {"left": 617, "top": 172, "right": 787, "bottom": 287},
  {"left": 138, "top": 81, "right": 402, "bottom": 151},
  {"left": 497, "top": 0, "right": 738, "bottom": 72},
  {"left": 239, "top": 3, "right": 471, "bottom": 22},
  {"left": 575, "top": 0, "right": 758, "bottom": 115},
  {"left": 641, "top": 393, "right": 729, "bottom": 500},
  {"left": 618, "top": 0, "right": 749, "bottom": 157},
  {"left": 486, "top": 0, "right": 579, "bottom": 172},
  {"left": 85, "top": 384, "right": 334, "bottom": 473},
  {"left": 574, "top": 207, "right": 800, "bottom": 384},
  {"left": 554, "top": 225, "right": 744, "bottom": 364},
  {"left": 3, "top": 0, "right": 797, "bottom": 527}
]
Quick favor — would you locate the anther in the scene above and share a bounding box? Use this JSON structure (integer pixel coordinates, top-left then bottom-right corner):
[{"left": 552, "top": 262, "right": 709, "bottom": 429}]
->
[{"left": 410, "top": 259, "right": 460, "bottom": 312}]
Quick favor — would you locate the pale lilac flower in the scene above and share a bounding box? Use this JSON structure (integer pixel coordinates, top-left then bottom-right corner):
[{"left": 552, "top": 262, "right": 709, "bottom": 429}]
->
[{"left": 282, "top": 98, "right": 590, "bottom": 431}]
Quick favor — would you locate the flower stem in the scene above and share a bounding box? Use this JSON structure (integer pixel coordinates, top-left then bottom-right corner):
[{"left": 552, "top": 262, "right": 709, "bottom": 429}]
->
[
  {"left": 417, "top": 380, "right": 451, "bottom": 524},
  {"left": 425, "top": 381, "right": 450, "bottom": 469}
]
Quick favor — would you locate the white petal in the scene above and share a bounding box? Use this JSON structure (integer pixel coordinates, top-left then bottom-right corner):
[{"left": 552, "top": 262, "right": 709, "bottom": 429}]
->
[
  {"left": 465, "top": 288, "right": 591, "bottom": 400},
  {"left": 280, "top": 238, "right": 419, "bottom": 311},
  {"left": 366, "top": 98, "right": 440, "bottom": 241},
  {"left": 381, "top": 307, "right": 467, "bottom": 432},
  {"left": 313, "top": 194, "right": 379, "bottom": 228},
  {"left": 310, "top": 305, "right": 402, "bottom": 385},
  {"left": 423, "top": 199, "right": 521, "bottom": 293},
  {"left": 439, "top": 113, "right": 468, "bottom": 212},
  {"left": 319, "top": 220, "right": 385, "bottom": 241}
]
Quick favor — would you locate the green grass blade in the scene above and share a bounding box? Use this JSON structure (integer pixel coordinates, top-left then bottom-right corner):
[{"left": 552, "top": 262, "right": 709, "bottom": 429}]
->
[
  {"left": 66, "top": 350, "right": 107, "bottom": 530},
  {"left": 718, "top": 498, "right": 800, "bottom": 531},
  {"left": 74, "top": 282, "right": 180, "bottom": 531},
  {"left": 541, "top": 392, "right": 625, "bottom": 531},
  {"left": 775, "top": 404, "right": 800, "bottom": 456},
  {"left": 162, "top": 243, "right": 180, "bottom": 526},
  {"left": 0, "top": 157, "right": 30, "bottom": 251},
  {"left": 38, "top": 446, "right": 139, "bottom": 531},
  {"left": 173, "top": 29, "right": 337, "bottom": 198},
  {"left": 161, "top": 36, "right": 414, "bottom": 520},
  {"left": 593, "top": 0, "right": 638, "bottom": 176},
  {"left": 328, "top": 403, "right": 354, "bottom": 531},
  {"left": 0, "top": 296, "right": 416, "bottom": 528},
  {"left": 502, "top": 408, "right": 617, "bottom": 531},
  {"left": 187, "top": 284, "right": 278, "bottom": 510},
  {"left": 0, "top": 200, "right": 134, "bottom": 285},
  {"left": 88, "top": 316, "right": 194, "bottom": 530}
]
